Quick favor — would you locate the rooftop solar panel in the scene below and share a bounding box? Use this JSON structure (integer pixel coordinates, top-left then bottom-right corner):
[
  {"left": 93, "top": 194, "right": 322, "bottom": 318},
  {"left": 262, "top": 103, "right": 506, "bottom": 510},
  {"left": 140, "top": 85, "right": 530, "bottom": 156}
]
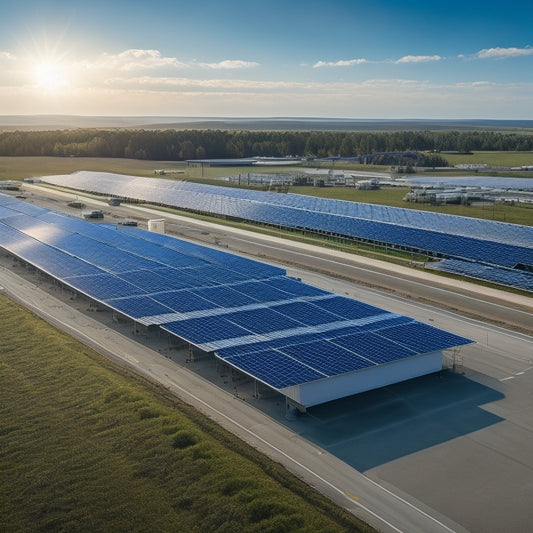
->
[
  {"left": 105, "top": 295, "right": 174, "bottom": 319},
  {"left": 312, "top": 296, "right": 384, "bottom": 320},
  {"left": 164, "top": 315, "right": 253, "bottom": 346},
  {"left": 232, "top": 280, "right": 299, "bottom": 302},
  {"left": 1, "top": 192, "right": 474, "bottom": 401},
  {"left": 191, "top": 285, "right": 257, "bottom": 308},
  {"left": 280, "top": 340, "right": 376, "bottom": 376},
  {"left": 376, "top": 322, "right": 474, "bottom": 354},
  {"left": 331, "top": 332, "right": 417, "bottom": 365},
  {"left": 224, "top": 349, "right": 326, "bottom": 389},
  {"left": 223, "top": 306, "right": 303, "bottom": 334},
  {"left": 65, "top": 273, "right": 146, "bottom": 300},
  {"left": 272, "top": 301, "right": 344, "bottom": 326},
  {"left": 151, "top": 289, "right": 220, "bottom": 313},
  {"left": 267, "top": 277, "right": 330, "bottom": 297}
]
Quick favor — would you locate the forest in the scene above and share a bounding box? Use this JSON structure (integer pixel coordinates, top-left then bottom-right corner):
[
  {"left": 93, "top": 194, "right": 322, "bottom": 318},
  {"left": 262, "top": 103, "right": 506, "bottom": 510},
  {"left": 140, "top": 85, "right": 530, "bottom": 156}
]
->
[{"left": 1, "top": 128, "right": 532, "bottom": 161}]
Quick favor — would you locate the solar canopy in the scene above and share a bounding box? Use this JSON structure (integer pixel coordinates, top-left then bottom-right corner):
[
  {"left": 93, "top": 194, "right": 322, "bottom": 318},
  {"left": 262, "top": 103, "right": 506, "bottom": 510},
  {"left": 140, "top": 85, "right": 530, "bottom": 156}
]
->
[
  {"left": 40, "top": 172, "right": 533, "bottom": 290},
  {"left": 0, "top": 193, "right": 473, "bottom": 404}
]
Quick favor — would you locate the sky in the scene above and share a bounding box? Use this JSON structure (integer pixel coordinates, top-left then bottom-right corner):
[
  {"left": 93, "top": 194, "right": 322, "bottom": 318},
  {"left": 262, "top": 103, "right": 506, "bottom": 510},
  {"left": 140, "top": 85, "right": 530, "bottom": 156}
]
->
[{"left": 1, "top": 0, "right": 532, "bottom": 119}]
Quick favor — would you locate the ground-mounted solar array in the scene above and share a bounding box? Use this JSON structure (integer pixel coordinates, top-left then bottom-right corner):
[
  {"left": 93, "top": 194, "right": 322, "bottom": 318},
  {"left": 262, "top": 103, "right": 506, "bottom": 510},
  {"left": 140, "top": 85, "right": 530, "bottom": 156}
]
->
[
  {"left": 40, "top": 172, "right": 533, "bottom": 291},
  {"left": 426, "top": 259, "right": 533, "bottom": 291},
  {"left": 0, "top": 193, "right": 473, "bottom": 406}
]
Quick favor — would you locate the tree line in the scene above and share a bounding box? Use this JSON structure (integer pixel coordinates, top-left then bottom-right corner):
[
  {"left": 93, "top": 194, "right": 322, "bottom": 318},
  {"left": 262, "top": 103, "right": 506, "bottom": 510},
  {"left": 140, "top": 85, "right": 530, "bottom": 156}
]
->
[{"left": 0, "top": 128, "right": 532, "bottom": 160}]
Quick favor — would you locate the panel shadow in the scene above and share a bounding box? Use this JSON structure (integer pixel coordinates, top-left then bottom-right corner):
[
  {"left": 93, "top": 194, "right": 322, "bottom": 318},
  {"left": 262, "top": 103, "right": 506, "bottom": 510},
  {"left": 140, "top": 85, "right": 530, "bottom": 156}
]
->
[{"left": 291, "top": 370, "right": 505, "bottom": 472}]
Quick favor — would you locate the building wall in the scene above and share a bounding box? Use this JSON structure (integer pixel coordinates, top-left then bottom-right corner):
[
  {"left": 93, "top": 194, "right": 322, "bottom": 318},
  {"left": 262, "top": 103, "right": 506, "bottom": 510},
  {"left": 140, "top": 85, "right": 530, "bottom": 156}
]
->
[{"left": 283, "top": 352, "right": 443, "bottom": 408}]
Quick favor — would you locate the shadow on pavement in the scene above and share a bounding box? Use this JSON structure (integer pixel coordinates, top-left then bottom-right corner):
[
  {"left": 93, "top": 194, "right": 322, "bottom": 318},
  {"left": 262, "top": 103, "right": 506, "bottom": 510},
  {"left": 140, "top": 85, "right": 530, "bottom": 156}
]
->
[{"left": 289, "top": 370, "right": 504, "bottom": 472}]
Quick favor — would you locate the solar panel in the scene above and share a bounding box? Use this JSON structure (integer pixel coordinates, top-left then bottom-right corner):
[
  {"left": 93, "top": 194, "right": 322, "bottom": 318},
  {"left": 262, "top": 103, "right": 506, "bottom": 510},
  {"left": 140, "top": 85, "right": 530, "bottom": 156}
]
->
[
  {"left": 223, "top": 306, "right": 303, "bottom": 334},
  {"left": 191, "top": 285, "right": 257, "bottom": 308},
  {"left": 376, "top": 322, "right": 474, "bottom": 354},
  {"left": 1, "top": 192, "right": 474, "bottom": 397},
  {"left": 224, "top": 349, "right": 326, "bottom": 389},
  {"left": 280, "top": 340, "right": 376, "bottom": 376},
  {"left": 151, "top": 289, "right": 220, "bottom": 313},
  {"left": 311, "top": 296, "right": 384, "bottom": 320},
  {"left": 65, "top": 273, "right": 146, "bottom": 300},
  {"left": 272, "top": 301, "right": 344, "bottom": 326},
  {"left": 331, "top": 332, "right": 417, "bottom": 364},
  {"left": 164, "top": 315, "right": 253, "bottom": 345},
  {"left": 105, "top": 295, "right": 175, "bottom": 319},
  {"left": 39, "top": 172, "right": 533, "bottom": 284}
]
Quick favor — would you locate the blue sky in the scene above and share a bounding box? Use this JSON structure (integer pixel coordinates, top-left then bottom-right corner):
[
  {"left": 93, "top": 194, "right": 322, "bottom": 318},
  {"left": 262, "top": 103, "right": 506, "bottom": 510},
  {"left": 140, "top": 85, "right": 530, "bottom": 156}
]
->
[{"left": 1, "top": 0, "right": 532, "bottom": 118}]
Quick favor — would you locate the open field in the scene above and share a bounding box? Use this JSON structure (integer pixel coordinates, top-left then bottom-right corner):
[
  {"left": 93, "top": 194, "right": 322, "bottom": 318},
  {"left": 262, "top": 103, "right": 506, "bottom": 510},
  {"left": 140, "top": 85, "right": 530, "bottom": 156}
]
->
[
  {"left": 0, "top": 293, "right": 371, "bottom": 533},
  {"left": 0, "top": 156, "right": 188, "bottom": 181},
  {"left": 438, "top": 150, "right": 533, "bottom": 167}
]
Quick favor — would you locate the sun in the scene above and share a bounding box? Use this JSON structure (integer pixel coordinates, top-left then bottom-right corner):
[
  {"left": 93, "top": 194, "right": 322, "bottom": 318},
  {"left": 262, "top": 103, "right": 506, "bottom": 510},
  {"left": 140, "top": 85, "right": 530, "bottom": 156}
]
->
[{"left": 34, "top": 60, "right": 68, "bottom": 92}]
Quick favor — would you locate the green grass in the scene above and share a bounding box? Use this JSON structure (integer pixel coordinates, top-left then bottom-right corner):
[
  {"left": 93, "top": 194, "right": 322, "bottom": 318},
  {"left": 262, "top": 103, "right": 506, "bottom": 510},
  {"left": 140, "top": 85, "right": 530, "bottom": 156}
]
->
[
  {"left": 0, "top": 294, "right": 373, "bottom": 533},
  {"left": 437, "top": 150, "right": 533, "bottom": 167},
  {"left": 0, "top": 156, "right": 188, "bottom": 181},
  {"left": 286, "top": 186, "right": 533, "bottom": 226}
]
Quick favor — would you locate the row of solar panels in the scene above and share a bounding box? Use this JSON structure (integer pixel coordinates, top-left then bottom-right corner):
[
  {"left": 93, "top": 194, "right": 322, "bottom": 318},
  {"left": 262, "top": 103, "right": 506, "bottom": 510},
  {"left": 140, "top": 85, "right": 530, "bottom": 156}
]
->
[
  {"left": 426, "top": 259, "right": 533, "bottom": 291},
  {"left": 0, "top": 193, "right": 472, "bottom": 391},
  {"left": 41, "top": 172, "right": 533, "bottom": 274},
  {"left": 43, "top": 171, "right": 533, "bottom": 247}
]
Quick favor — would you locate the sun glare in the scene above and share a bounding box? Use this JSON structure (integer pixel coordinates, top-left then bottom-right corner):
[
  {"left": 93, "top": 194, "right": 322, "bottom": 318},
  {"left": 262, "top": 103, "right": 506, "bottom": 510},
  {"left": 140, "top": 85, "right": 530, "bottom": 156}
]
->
[{"left": 34, "top": 61, "right": 68, "bottom": 92}]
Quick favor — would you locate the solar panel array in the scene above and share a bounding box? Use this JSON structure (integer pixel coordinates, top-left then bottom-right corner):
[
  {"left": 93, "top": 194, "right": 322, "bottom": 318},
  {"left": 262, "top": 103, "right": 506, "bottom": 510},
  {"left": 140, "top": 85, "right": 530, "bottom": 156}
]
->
[
  {"left": 426, "top": 259, "right": 533, "bottom": 291},
  {"left": 41, "top": 172, "right": 533, "bottom": 283},
  {"left": 0, "top": 193, "right": 473, "bottom": 393}
]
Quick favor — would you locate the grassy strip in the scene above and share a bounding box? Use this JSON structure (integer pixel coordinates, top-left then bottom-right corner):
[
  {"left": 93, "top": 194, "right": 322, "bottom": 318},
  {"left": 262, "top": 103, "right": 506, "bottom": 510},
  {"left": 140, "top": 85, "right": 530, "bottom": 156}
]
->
[{"left": 0, "top": 294, "right": 374, "bottom": 533}]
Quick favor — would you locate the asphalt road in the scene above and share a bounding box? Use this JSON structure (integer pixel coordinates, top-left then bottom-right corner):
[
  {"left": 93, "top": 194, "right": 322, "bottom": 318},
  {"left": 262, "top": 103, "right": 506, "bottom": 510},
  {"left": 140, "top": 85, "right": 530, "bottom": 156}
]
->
[{"left": 7, "top": 184, "right": 533, "bottom": 532}]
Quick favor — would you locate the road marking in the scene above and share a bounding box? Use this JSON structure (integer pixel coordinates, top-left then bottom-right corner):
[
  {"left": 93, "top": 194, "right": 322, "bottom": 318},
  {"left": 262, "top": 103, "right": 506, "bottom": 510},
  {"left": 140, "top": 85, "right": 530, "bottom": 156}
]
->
[
  {"left": 345, "top": 491, "right": 360, "bottom": 501},
  {"left": 500, "top": 376, "right": 515, "bottom": 381}
]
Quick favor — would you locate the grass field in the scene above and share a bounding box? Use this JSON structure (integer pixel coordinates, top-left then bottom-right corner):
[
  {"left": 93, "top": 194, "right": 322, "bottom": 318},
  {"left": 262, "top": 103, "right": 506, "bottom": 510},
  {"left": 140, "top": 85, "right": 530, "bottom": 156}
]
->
[
  {"left": 0, "top": 294, "right": 372, "bottom": 533},
  {"left": 438, "top": 151, "right": 533, "bottom": 167}
]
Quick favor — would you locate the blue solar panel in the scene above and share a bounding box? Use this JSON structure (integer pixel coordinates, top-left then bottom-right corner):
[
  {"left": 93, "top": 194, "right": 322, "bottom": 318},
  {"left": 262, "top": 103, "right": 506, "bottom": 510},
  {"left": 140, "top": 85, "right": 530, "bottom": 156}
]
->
[
  {"left": 267, "top": 277, "right": 330, "bottom": 297},
  {"left": 153, "top": 267, "right": 217, "bottom": 290},
  {"left": 280, "top": 340, "right": 375, "bottom": 376},
  {"left": 232, "top": 280, "right": 298, "bottom": 302},
  {"left": 152, "top": 289, "right": 220, "bottom": 313},
  {"left": 331, "top": 332, "right": 417, "bottom": 364},
  {"left": 312, "top": 296, "right": 384, "bottom": 320},
  {"left": 65, "top": 273, "right": 146, "bottom": 300},
  {"left": 105, "top": 295, "right": 174, "bottom": 319},
  {"left": 191, "top": 285, "right": 257, "bottom": 307},
  {"left": 195, "top": 263, "right": 250, "bottom": 284},
  {"left": 164, "top": 315, "right": 252, "bottom": 345},
  {"left": 223, "top": 307, "right": 303, "bottom": 334},
  {"left": 272, "top": 301, "right": 343, "bottom": 326},
  {"left": 1, "top": 192, "right": 474, "bottom": 397},
  {"left": 39, "top": 172, "right": 533, "bottom": 285},
  {"left": 376, "top": 322, "right": 474, "bottom": 353},
  {"left": 224, "top": 349, "right": 326, "bottom": 389},
  {"left": 427, "top": 259, "right": 533, "bottom": 291}
]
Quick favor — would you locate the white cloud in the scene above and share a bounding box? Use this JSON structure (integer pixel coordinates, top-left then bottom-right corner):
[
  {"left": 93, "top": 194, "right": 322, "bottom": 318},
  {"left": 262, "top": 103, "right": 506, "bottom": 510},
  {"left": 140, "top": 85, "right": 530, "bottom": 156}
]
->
[
  {"left": 313, "top": 59, "right": 367, "bottom": 68},
  {"left": 198, "top": 60, "right": 259, "bottom": 69},
  {"left": 395, "top": 55, "right": 442, "bottom": 63},
  {"left": 455, "top": 81, "right": 496, "bottom": 88},
  {"left": 105, "top": 76, "right": 319, "bottom": 92},
  {"left": 90, "top": 49, "right": 186, "bottom": 71},
  {"left": 472, "top": 46, "right": 533, "bottom": 59},
  {"left": 0, "top": 51, "right": 17, "bottom": 62}
]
